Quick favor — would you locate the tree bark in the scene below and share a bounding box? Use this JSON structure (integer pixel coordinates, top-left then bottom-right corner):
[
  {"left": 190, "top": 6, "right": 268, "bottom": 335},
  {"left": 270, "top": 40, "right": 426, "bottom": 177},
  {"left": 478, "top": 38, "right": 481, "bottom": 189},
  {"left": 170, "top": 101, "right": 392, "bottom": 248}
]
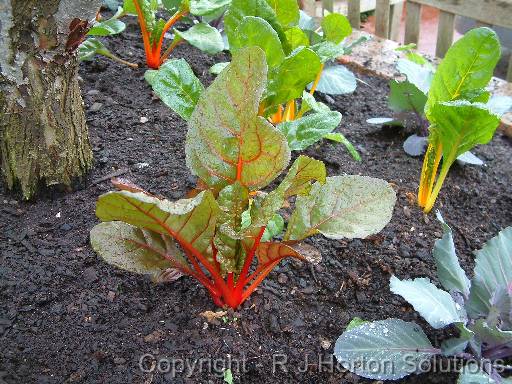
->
[{"left": 0, "top": 0, "right": 102, "bottom": 199}]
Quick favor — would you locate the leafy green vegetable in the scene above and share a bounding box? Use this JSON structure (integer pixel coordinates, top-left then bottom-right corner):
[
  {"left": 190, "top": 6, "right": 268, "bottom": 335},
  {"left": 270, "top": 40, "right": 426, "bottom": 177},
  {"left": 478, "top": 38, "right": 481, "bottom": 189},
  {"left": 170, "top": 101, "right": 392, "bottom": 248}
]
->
[
  {"left": 145, "top": 59, "right": 204, "bottom": 121},
  {"left": 91, "top": 47, "right": 396, "bottom": 309},
  {"left": 321, "top": 13, "right": 351, "bottom": 44},
  {"left": 335, "top": 215, "right": 512, "bottom": 382}
]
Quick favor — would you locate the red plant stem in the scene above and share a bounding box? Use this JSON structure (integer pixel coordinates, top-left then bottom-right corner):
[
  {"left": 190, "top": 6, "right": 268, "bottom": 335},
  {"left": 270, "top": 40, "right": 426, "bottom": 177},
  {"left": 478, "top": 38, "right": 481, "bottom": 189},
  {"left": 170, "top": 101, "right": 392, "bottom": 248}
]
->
[
  {"left": 234, "top": 227, "right": 266, "bottom": 295},
  {"left": 241, "top": 260, "right": 281, "bottom": 302},
  {"left": 132, "top": 0, "right": 153, "bottom": 66},
  {"left": 159, "top": 38, "right": 183, "bottom": 65},
  {"left": 155, "top": 10, "right": 188, "bottom": 64}
]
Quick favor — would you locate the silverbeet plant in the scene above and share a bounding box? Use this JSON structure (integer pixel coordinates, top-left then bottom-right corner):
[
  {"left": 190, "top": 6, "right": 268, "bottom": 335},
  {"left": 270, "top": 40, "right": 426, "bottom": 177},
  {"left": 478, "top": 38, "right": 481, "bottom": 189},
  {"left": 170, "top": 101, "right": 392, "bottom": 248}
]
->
[
  {"left": 90, "top": 47, "right": 396, "bottom": 309},
  {"left": 335, "top": 213, "right": 512, "bottom": 383},
  {"left": 145, "top": 0, "right": 367, "bottom": 160}
]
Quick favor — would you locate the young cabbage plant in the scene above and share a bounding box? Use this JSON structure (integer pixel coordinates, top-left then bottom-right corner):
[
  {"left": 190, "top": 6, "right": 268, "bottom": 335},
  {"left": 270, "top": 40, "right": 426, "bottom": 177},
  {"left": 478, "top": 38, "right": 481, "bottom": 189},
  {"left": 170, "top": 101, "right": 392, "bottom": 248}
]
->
[
  {"left": 368, "top": 44, "right": 512, "bottom": 159},
  {"left": 79, "top": 8, "right": 138, "bottom": 68},
  {"left": 123, "top": 0, "right": 225, "bottom": 68},
  {"left": 91, "top": 47, "right": 396, "bottom": 309},
  {"left": 335, "top": 213, "right": 512, "bottom": 383},
  {"left": 417, "top": 27, "right": 503, "bottom": 213}
]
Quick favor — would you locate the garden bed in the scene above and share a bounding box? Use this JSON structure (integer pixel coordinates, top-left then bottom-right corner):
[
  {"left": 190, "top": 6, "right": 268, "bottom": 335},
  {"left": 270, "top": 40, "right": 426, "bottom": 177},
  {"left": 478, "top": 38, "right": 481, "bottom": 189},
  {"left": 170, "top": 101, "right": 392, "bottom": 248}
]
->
[{"left": 1, "top": 22, "right": 511, "bottom": 384}]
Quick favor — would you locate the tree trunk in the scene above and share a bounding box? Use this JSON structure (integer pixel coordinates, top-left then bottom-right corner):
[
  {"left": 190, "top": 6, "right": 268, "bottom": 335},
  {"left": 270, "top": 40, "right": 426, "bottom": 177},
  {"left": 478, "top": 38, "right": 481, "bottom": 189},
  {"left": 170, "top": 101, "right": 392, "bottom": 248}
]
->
[{"left": 0, "top": 0, "right": 102, "bottom": 199}]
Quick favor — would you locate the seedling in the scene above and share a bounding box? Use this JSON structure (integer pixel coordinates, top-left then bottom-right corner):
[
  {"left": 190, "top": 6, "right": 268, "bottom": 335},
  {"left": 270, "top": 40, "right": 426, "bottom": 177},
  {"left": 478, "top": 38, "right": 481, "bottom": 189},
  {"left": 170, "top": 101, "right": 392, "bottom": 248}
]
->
[
  {"left": 146, "top": 2, "right": 367, "bottom": 159},
  {"left": 335, "top": 213, "right": 512, "bottom": 383},
  {"left": 417, "top": 28, "right": 503, "bottom": 213},
  {"left": 79, "top": 8, "right": 138, "bottom": 68},
  {"left": 123, "top": 0, "right": 225, "bottom": 68},
  {"left": 368, "top": 41, "right": 512, "bottom": 159},
  {"left": 90, "top": 47, "right": 396, "bottom": 308}
]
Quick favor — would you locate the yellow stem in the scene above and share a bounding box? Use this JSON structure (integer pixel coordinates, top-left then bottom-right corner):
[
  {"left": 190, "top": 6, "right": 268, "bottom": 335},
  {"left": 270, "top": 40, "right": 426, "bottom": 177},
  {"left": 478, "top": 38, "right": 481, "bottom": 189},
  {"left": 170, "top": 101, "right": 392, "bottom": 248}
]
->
[
  {"left": 283, "top": 100, "right": 295, "bottom": 122},
  {"left": 310, "top": 64, "right": 324, "bottom": 96},
  {"left": 418, "top": 142, "right": 442, "bottom": 208}
]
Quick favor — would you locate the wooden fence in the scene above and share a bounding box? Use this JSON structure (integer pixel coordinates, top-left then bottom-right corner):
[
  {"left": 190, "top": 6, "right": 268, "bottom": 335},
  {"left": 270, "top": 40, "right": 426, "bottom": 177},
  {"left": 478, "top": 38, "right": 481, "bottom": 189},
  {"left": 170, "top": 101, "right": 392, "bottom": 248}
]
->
[{"left": 314, "top": 0, "right": 512, "bottom": 81}]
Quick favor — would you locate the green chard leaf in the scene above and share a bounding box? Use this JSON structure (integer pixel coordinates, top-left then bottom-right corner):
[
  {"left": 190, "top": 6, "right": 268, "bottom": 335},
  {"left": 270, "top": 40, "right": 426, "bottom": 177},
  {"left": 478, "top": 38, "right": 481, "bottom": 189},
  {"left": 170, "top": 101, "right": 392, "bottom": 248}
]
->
[
  {"left": 323, "top": 132, "right": 361, "bottom": 161},
  {"left": 429, "top": 101, "right": 500, "bottom": 164},
  {"left": 426, "top": 27, "right": 500, "bottom": 114},
  {"left": 284, "top": 26, "right": 310, "bottom": 51},
  {"left": 334, "top": 319, "right": 438, "bottom": 380},
  {"left": 224, "top": 0, "right": 288, "bottom": 52},
  {"left": 145, "top": 58, "right": 204, "bottom": 121},
  {"left": 285, "top": 175, "right": 396, "bottom": 241},
  {"left": 230, "top": 16, "right": 285, "bottom": 68},
  {"left": 190, "top": 0, "right": 231, "bottom": 16},
  {"left": 175, "top": 23, "right": 224, "bottom": 54},
  {"left": 277, "top": 111, "right": 341, "bottom": 151},
  {"left": 186, "top": 47, "right": 291, "bottom": 192},
  {"left": 321, "top": 13, "right": 352, "bottom": 44},
  {"left": 264, "top": 47, "right": 321, "bottom": 107},
  {"left": 87, "top": 18, "right": 126, "bottom": 36},
  {"left": 310, "top": 41, "right": 345, "bottom": 63},
  {"left": 265, "top": 0, "right": 299, "bottom": 28}
]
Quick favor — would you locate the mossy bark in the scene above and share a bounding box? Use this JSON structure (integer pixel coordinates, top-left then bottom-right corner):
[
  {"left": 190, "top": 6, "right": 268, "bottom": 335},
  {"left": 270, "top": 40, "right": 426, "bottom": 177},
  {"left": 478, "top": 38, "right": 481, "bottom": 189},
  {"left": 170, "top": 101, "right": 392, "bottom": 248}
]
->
[{"left": 0, "top": 0, "right": 101, "bottom": 200}]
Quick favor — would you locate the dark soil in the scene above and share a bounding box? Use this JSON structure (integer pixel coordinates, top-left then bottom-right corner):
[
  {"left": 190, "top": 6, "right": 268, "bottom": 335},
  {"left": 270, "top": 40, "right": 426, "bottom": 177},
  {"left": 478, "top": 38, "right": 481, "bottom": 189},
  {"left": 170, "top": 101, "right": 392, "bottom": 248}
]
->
[{"left": 1, "top": 18, "right": 512, "bottom": 384}]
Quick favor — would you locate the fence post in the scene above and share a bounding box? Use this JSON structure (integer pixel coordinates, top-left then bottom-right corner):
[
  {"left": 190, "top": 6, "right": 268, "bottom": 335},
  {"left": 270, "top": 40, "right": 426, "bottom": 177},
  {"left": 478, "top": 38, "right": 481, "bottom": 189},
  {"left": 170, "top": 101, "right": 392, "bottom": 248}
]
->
[
  {"left": 348, "top": 0, "right": 361, "bottom": 29},
  {"left": 404, "top": 1, "right": 421, "bottom": 44},
  {"left": 435, "top": 10, "right": 455, "bottom": 57},
  {"left": 389, "top": 1, "right": 404, "bottom": 41},
  {"left": 375, "top": 0, "right": 391, "bottom": 38}
]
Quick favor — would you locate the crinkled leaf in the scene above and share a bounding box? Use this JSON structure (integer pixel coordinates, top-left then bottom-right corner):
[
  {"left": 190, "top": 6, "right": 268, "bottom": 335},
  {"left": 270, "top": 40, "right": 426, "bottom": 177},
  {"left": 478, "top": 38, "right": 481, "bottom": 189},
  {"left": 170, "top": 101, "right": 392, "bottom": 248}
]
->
[
  {"left": 95, "top": 190, "right": 219, "bottom": 256},
  {"left": 214, "top": 182, "right": 249, "bottom": 272},
  {"left": 186, "top": 47, "right": 291, "bottom": 192},
  {"left": 426, "top": 27, "right": 500, "bottom": 114},
  {"left": 277, "top": 111, "right": 341, "bottom": 151},
  {"left": 230, "top": 16, "right": 285, "bottom": 68},
  {"left": 441, "top": 323, "right": 474, "bottom": 356},
  {"left": 334, "top": 319, "right": 437, "bottom": 380},
  {"left": 264, "top": 47, "right": 322, "bottom": 107},
  {"left": 150, "top": 18, "right": 166, "bottom": 46},
  {"left": 87, "top": 18, "right": 126, "bottom": 36},
  {"left": 321, "top": 13, "right": 351, "bottom": 44},
  {"left": 284, "top": 27, "right": 310, "bottom": 51},
  {"left": 145, "top": 58, "right": 204, "bottom": 121},
  {"left": 433, "top": 212, "right": 471, "bottom": 297},
  {"left": 323, "top": 132, "right": 361, "bottom": 161},
  {"left": 308, "top": 64, "right": 356, "bottom": 95},
  {"left": 403, "top": 134, "right": 428, "bottom": 157},
  {"left": 175, "top": 23, "right": 224, "bottom": 55},
  {"left": 209, "top": 61, "right": 229, "bottom": 75},
  {"left": 396, "top": 58, "right": 433, "bottom": 94},
  {"left": 390, "top": 276, "right": 463, "bottom": 329},
  {"left": 310, "top": 41, "right": 345, "bottom": 63},
  {"left": 90, "top": 221, "right": 181, "bottom": 278},
  {"left": 249, "top": 155, "right": 326, "bottom": 228},
  {"left": 389, "top": 80, "right": 427, "bottom": 113},
  {"left": 265, "top": 0, "right": 299, "bottom": 27},
  {"left": 285, "top": 175, "right": 396, "bottom": 241},
  {"left": 300, "top": 91, "right": 331, "bottom": 114},
  {"left": 190, "top": 0, "right": 231, "bottom": 16},
  {"left": 467, "top": 227, "right": 512, "bottom": 318},
  {"left": 429, "top": 101, "right": 500, "bottom": 164}
]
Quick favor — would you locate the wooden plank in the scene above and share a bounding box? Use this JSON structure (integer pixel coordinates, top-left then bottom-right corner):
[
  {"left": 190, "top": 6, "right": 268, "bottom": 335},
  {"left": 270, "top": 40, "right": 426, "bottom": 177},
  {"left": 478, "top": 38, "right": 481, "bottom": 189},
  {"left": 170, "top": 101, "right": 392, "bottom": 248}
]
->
[
  {"left": 348, "top": 0, "right": 361, "bottom": 29},
  {"left": 375, "top": 0, "right": 391, "bottom": 38},
  {"left": 322, "top": 0, "right": 334, "bottom": 13},
  {"left": 408, "top": 0, "right": 512, "bottom": 30},
  {"left": 404, "top": 1, "right": 421, "bottom": 44},
  {"left": 389, "top": 1, "right": 403, "bottom": 41},
  {"left": 507, "top": 54, "right": 512, "bottom": 82},
  {"left": 435, "top": 10, "right": 455, "bottom": 58}
]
